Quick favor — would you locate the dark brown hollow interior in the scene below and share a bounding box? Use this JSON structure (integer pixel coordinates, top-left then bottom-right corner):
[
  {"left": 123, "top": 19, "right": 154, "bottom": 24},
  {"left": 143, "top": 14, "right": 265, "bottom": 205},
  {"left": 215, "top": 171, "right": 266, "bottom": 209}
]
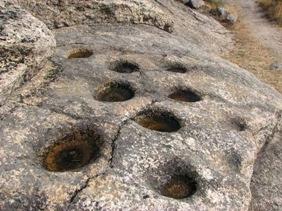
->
[
  {"left": 44, "top": 132, "right": 100, "bottom": 172},
  {"left": 161, "top": 175, "right": 197, "bottom": 199},
  {"left": 111, "top": 60, "right": 140, "bottom": 73},
  {"left": 95, "top": 82, "right": 135, "bottom": 102},
  {"left": 165, "top": 63, "right": 187, "bottom": 73},
  {"left": 134, "top": 110, "right": 181, "bottom": 132},
  {"left": 68, "top": 48, "right": 93, "bottom": 59},
  {"left": 169, "top": 89, "right": 202, "bottom": 102}
]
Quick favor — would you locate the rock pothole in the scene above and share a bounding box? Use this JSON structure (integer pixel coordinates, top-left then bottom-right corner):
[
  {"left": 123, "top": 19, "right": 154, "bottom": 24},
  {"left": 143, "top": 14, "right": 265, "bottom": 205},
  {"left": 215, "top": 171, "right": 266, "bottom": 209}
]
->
[
  {"left": 110, "top": 60, "right": 140, "bottom": 73},
  {"left": 134, "top": 109, "right": 181, "bottom": 132},
  {"left": 3, "top": 2, "right": 282, "bottom": 210},
  {"left": 95, "top": 81, "right": 135, "bottom": 102},
  {"left": 67, "top": 48, "right": 93, "bottom": 59},
  {"left": 161, "top": 175, "right": 197, "bottom": 199},
  {"left": 168, "top": 89, "right": 202, "bottom": 102},
  {"left": 165, "top": 63, "right": 187, "bottom": 73},
  {"left": 43, "top": 130, "right": 101, "bottom": 172}
]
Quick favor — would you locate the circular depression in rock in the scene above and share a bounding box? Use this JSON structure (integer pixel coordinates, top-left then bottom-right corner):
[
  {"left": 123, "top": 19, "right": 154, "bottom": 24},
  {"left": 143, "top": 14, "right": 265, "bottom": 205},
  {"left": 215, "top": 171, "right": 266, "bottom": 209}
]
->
[
  {"left": 43, "top": 131, "right": 100, "bottom": 172},
  {"left": 165, "top": 63, "right": 187, "bottom": 73},
  {"left": 231, "top": 118, "right": 247, "bottom": 131},
  {"left": 110, "top": 60, "right": 140, "bottom": 73},
  {"left": 169, "top": 89, "right": 202, "bottom": 102},
  {"left": 134, "top": 109, "right": 181, "bottom": 132},
  {"left": 161, "top": 175, "right": 197, "bottom": 199},
  {"left": 67, "top": 48, "right": 93, "bottom": 59},
  {"left": 95, "top": 81, "right": 135, "bottom": 102}
]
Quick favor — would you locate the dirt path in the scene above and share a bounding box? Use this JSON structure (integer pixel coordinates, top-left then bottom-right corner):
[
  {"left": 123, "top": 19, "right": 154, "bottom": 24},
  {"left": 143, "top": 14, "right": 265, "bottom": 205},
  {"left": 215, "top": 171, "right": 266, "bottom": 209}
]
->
[
  {"left": 237, "top": 0, "right": 282, "bottom": 58},
  {"left": 224, "top": 0, "right": 282, "bottom": 93}
]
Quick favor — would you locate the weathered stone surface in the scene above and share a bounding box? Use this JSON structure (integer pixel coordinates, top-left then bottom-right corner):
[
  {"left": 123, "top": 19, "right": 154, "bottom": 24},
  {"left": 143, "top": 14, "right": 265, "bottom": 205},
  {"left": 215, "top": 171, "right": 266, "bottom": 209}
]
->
[
  {"left": 0, "top": 5, "right": 56, "bottom": 105},
  {"left": 210, "top": 7, "right": 238, "bottom": 25},
  {"left": 8, "top": 0, "right": 174, "bottom": 32},
  {"left": 0, "top": 0, "right": 281, "bottom": 210},
  {"left": 6, "top": 0, "right": 234, "bottom": 55},
  {"left": 250, "top": 115, "right": 282, "bottom": 211},
  {"left": 270, "top": 62, "right": 282, "bottom": 72}
]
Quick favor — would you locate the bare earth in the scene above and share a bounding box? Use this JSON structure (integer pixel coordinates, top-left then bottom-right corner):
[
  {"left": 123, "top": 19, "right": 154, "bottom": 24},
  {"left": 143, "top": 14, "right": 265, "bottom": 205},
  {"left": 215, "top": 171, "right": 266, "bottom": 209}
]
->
[
  {"left": 238, "top": 0, "right": 282, "bottom": 57},
  {"left": 224, "top": 0, "right": 282, "bottom": 93}
]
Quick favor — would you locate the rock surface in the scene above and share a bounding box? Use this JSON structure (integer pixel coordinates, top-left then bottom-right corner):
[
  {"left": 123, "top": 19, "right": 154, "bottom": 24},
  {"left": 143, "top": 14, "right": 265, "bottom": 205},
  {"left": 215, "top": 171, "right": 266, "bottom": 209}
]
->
[
  {"left": 10, "top": 0, "right": 234, "bottom": 55},
  {"left": 250, "top": 117, "right": 282, "bottom": 210},
  {"left": 270, "top": 62, "right": 282, "bottom": 72},
  {"left": 183, "top": 0, "right": 205, "bottom": 9},
  {"left": 0, "top": 5, "right": 56, "bottom": 105},
  {"left": 0, "top": 0, "right": 281, "bottom": 210},
  {"left": 210, "top": 7, "right": 238, "bottom": 25}
]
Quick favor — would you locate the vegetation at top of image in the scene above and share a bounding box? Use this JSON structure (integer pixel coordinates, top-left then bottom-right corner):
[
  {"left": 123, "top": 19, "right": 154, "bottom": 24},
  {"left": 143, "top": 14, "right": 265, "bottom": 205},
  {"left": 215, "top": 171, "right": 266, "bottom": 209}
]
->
[
  {"left": 204, "top": 0, "right": 224, "bottom": 8},
  {"left": 258, "top": 0, "right": 282, "bottom": 25}
]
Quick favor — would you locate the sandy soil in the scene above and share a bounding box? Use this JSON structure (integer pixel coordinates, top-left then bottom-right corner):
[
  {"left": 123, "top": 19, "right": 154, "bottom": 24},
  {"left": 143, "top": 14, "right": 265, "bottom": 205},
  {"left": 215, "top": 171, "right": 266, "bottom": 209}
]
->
[
  {"left": 237, "top": 0, "right": 282, "bottom": 57},
  {"left": 224, "top": 0, "right": 282, "bottom": 93}
]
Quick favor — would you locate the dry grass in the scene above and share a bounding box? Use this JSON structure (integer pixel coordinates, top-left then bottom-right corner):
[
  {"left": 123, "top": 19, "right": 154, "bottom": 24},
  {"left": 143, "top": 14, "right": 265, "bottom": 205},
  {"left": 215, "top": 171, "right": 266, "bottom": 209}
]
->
[
  {"left": 258, "top": 0, "right": 282, "bottom": 25},
  {"left": 204, "top": 0, "right": 224, "bottom": 8},
  {"left": 223, "top": 15, "right": 282, "bottom": 93},
  {"left": 206, "top": 0, "right": 224, "bottom": 6}
]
